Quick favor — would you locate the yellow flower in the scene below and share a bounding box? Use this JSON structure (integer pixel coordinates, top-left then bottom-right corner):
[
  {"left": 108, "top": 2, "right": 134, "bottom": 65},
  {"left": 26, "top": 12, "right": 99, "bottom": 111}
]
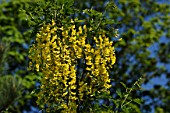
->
[
  {"left": 51, "top": 35, "right": 57, "bottom": 42},
  {"left": 78, "top": 26, "right": 82, "bottom": 34},
  {"left": 35, "top": 64, "right": 39, "bottom": 71},
  {"left": 29, "top": 19, "right": 117, "bottom": 112},
  {"left": 99, "top": 35, "right": 103, "bottom": 42},
  {"left": 61, "top": 103, "right": 68, "bottom": 109},
  {"left": 86, "top": 67, "right": 91, "bottom": 71},
  {"left": 94, "top": 36, "right": 98, "bottom": 42},
  {"left": 94, "top": 49, "right": 100, "bottom": 55},
  {"left": 69, "top": 78, "right": 76, "bottom": 85},
  {"left": 83, "top": 25, "right": 87, "bottom": 30},
  {"left": 104, "top": 84, "right": 111, "bottom": 89},
  {"left": 111, "top": 55, "right": 116, "bottom": 65},
  {"left": 85, "top": 55, "right": 92, "bottom": 60},
  {"left": 62, "top": 92, "right": 68, "bottom": 97},
  {"left": 104, "top": 48, "right": 110, "bottom": 56},
  {"left": 71, "top": 85, "right": 76, "bottom": 89},
  {"left": 70, "top": 96, "right": 77, "bottom": 101},
  {"left": 71, "top": 91, "right": 76, "bottom": 95},
  {"left": 52, "top": 19, "right": 55, "bottom": 26},
  {"left": 118, "top": 38, "right": 122, "bottom": 41},
  {"left": 59, "top": 26, "right": 64, "bottom": 30},
  {"left": 86, "top": 61, "right": 93, "bottom": 65},
  {"left": 91, "top": 48, "right": 94, "bottom": 53}
]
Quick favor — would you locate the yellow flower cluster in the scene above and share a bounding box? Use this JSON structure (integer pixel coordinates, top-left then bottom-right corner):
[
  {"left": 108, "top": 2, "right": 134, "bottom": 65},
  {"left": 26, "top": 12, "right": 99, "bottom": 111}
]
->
[{"left": 29, "top": 19, "right": 116, "bottom": 112}]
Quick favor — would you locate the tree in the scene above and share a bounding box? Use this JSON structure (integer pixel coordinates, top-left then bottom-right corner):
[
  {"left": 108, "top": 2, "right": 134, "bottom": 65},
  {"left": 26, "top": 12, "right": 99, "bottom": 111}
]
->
[
  {"left": 1, "top": 0, "right": 169, "bottom": 112},
  {"left": 28, "top": 0, "right": 143, "bottom": 112}
]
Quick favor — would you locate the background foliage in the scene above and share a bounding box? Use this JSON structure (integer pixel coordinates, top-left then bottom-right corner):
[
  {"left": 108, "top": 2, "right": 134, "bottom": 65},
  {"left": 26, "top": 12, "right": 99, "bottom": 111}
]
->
[
  {"left": 0, "top": 0, "right": 39, "bottom": 112},
  {"left": 0, "top": 0, "right": 169, "bottom": 112}
]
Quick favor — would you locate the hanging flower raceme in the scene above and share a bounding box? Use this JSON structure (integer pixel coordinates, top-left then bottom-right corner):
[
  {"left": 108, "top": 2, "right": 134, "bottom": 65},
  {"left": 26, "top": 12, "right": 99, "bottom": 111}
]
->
[{"left": 28, "top": 19, "right": 116, "bottom": 112}]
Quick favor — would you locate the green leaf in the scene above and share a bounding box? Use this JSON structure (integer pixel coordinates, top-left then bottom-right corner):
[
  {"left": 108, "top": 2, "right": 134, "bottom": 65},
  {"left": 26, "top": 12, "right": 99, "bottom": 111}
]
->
[
  {"left": 116, "top": 90, "right": 122, "bottom": 98},
  {"left": 120, "top": 82, "right": 127, "bottom": 88},
  {"left": 133, "top": 98, "right": 143, "bottom": 105},
  {"left": 57, "top": 0, "right": 74, "bottom": 7},
  {"left": 106, "top": 1, "right": 117, "bottom": 10},
  {"left": 65, "top": 0, "right": 74, "bottom": 7},
  {"left": 83, "top": 9, "right": 102, "bottom": 17},
  {"left": 75, "top": 19, "right": 85, "bottom": 23},
  {"left": 8, "top": 51, "right": 17, "bottom": 56}
]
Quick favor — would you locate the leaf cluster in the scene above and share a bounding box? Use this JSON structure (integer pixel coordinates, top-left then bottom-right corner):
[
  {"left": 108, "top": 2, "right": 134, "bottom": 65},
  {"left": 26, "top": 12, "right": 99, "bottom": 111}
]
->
[{"left": 0, "top": 75, "right": 22, "bottom": 112}]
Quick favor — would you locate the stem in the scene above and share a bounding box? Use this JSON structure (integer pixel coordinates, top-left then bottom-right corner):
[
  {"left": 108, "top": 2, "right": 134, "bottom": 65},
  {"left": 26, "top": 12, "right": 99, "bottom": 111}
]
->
[
  {"left": 96, "top": 10, "right": 106, "bottom": 30},
  {"left": 120, "top": 76, "right": 143, "bottom": 109}
]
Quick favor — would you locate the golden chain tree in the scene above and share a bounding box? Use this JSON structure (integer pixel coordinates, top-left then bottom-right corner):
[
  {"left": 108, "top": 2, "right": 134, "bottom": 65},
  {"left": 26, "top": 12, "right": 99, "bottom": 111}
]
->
[{"left": 28, "top": 19, "right": 116, "bottom": 112}]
